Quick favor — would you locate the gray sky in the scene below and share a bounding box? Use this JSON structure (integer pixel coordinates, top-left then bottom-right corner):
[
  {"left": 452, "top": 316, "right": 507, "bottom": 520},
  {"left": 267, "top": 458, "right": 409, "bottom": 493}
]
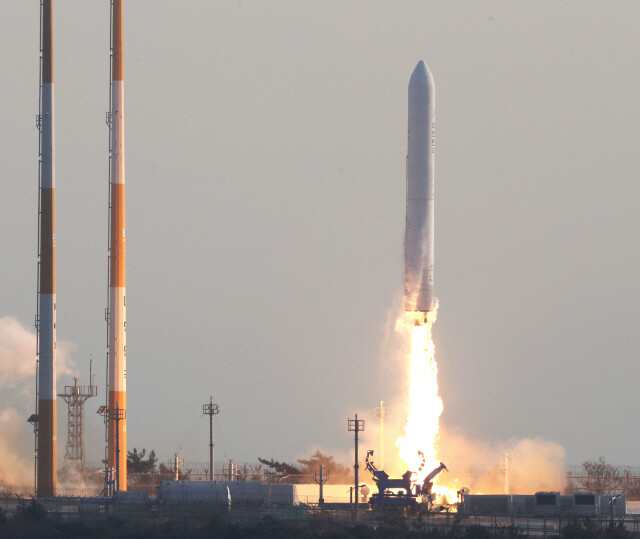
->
[{"left": 1, "top": 1, "right": 639, "bottom": 474}]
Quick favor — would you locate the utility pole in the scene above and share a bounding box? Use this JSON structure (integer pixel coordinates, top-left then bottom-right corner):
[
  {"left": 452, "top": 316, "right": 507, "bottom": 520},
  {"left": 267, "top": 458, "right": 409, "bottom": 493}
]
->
[
  {"left": 173, "top": 453, "right": 183, "bottom": 481},
  {"left": 202, "top": 396, "right": 219, "bottom": 481},
  {"left": 314, "top": 464, "right": 329, "bottom": 509},
  {"left": 373, "top": 401, "right": 388, "bottom": 469},
  {"left": 504, "top": 452, "right": 509, "bottom": 495},
  {"left": 501, "top": 450, "right": 513, "bottom": 495},
  {"left": 348, "top": 414, "right": 365, "bottom": 522},
  {"left": 265, "top": 471, "right": 288, "bottom": 504}
]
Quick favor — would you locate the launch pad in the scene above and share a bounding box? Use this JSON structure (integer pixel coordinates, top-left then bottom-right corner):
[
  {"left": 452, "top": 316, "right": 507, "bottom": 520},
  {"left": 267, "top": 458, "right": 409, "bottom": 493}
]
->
[{"left": 365, "top": 450, "right": 448, "bottom": 509}]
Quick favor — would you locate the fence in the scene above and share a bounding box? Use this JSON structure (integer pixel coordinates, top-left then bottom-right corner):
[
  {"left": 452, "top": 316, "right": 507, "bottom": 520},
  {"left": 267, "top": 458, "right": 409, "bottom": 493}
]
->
[{"left": 4, "top": 494, "right": 640, "bottom": 536}]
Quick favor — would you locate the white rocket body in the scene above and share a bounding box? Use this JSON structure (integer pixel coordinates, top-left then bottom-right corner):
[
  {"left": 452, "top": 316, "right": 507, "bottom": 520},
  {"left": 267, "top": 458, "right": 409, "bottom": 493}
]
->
[{"left": 404, "top": 60, "right": 435, "bottom": 315}]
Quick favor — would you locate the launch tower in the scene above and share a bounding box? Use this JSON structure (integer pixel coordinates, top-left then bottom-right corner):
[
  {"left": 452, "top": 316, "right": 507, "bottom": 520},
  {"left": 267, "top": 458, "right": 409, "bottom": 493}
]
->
[{"left": 59, "top": 375, "right": 97, "bottom": 471}]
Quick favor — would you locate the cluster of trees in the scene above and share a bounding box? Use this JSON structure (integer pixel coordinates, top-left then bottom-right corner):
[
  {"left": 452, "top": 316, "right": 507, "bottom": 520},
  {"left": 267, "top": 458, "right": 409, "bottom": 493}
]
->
[
  {"left": 127, "top": 448, "right": 192, "bottom": 482},
  {"left": 126, "top": 448, "right": 352, "bottom": 484},
  {"left": 127, "top": 448, "right": 157, "bottom": 473},
  {"left": 258, "top": 450, "right": 352, "bottom": 483},
  {"left": 568, "top": 457, "right": 640, "bottom": 499}
]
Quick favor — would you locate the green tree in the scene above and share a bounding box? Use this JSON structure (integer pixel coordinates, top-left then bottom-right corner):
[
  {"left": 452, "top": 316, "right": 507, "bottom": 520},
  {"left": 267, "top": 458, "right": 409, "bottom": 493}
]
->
[
  {"left": 127, "top": 448, "right": 158, "bottom": 473},
  {"left": 297, "top": 450, "right": 351, "bottom": 483},
  {"left": 258, "top": 451, "right": 352, "bottom": 483},
  {"left": 257, "top": 457, "right": 302, "bottom": 476}
]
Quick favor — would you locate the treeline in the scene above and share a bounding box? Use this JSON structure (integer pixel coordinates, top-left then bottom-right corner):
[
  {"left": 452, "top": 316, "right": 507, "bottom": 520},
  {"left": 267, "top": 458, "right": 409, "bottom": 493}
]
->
[
  {"left": 125, "top": 448, "right": 353, "bottom": 485},
  {"left": 568, "top": 457, "right": 640, "bottom": 499}
]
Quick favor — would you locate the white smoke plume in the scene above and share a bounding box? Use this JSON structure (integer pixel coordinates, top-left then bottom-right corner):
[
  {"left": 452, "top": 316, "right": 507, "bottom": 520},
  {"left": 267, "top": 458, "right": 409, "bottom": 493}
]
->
[
  {"left": 0, "top": 315, "right": 77, "bottom": 386},
  {"left": 362, "top": 302, "right": 566, "bottom": 497},
  {"left": 0, "top": 408, "right": 33, "bottom": 485},
  {"left": 364, "top": 407, "right": 566, "bottom": 495},
  {"left": 436, "top": 427, "right": 566, "bottom": 494},
  {"left": 0, "top": 315, "right": 39, "bottom": 385},
  {"left": 0, "top": 315, "right": 78, "bottom": 487}
]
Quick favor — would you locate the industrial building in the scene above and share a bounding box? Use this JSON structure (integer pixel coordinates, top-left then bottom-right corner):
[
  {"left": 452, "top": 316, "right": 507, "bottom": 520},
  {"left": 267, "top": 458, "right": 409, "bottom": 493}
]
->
[{"left": 460, "top": 492, "right": 626, "bottom": 517}]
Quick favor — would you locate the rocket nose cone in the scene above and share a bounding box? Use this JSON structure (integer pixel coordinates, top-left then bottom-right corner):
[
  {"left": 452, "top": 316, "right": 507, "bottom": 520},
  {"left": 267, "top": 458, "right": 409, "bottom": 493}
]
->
[{"left": 409, "top": 60, "right": 433, "bottom": 88}]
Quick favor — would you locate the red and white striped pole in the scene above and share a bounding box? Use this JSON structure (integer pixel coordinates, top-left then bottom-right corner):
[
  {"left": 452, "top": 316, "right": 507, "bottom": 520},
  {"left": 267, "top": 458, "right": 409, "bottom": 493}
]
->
[
  {"left": 107, "top": 0, "right": 127, "bottom": 492},
  {"left": 36, "top": 0, "right": 57, "bottom": 498}
]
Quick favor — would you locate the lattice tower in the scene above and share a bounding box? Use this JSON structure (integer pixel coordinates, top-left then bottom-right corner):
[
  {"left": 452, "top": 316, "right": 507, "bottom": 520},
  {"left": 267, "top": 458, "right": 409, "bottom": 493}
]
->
[{"left": 58, "top": 377, "right": 97, "bottom": 471}]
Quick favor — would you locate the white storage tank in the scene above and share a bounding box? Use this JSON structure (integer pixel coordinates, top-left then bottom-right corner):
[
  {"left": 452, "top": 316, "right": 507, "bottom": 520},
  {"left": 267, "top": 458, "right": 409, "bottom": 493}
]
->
[
  {"left": 260, "top": 483, "right": 299, "bottom": 505},
  {"left": 157, "top": 481, "right": 231, "bottom": 505},
  {"left": 220, "top": 481, "right": 264, "bottom": 505}
]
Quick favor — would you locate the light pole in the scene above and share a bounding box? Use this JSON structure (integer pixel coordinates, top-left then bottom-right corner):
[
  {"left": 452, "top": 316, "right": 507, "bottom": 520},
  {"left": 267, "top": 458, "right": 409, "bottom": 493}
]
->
[
  {"left": 348, "top": 414, "right": 365, "bottom": 522},
  {"left": 97, "top": 402, "right": 126, "bottom": 494},
  {"left": 265, "top": 472, "right": 288, "bottom": 504},
  {"left": 202, "top": 397, "right": 219, "bottom": 481},
  {"left": 314, "top": 464, "right": 329, "bottom": 509},
  {"left": 610, "top": 494, "right": 621, "bottom": 528},
  {"left": 373, "top": 401, "right": 388, "bottom": 469}
]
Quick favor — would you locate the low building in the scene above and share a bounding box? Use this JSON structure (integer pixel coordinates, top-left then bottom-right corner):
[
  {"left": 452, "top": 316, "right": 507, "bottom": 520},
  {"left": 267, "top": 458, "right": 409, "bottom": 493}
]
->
[{"left": 460, "top": 492, "right": 626, "bottom": 517}]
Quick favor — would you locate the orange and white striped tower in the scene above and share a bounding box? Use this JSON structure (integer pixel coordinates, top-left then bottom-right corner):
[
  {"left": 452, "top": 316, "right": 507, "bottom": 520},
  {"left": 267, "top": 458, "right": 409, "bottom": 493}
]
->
[
  {"left": 107, "top": 0, "right": 127, "bottom": 492},
  {"left": 36, "top": 0, "right": 57, "bottom": 497}
]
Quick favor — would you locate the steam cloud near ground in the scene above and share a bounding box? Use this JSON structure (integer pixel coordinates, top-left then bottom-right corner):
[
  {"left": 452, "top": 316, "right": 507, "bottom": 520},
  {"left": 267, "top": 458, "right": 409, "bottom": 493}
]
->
[
  {"left": 0, "top": 315, "right": 77, "bottom": 487},
  {"left": 361, "top": 303, "right": 566, "bottom": 496},
  {"left": 365, "top": 416, "right": 566, "bottom": 495}
]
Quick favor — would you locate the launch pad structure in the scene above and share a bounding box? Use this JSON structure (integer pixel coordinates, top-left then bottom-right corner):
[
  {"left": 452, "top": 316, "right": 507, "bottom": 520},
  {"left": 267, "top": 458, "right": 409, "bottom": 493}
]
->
[{"left": 58, "top": 376, "right": 97, "bottom": 472}]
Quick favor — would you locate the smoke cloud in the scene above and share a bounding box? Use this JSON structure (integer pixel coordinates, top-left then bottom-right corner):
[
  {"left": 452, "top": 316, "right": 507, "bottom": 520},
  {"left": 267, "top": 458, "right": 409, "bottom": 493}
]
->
[
  {"left": 0, "top": 316, "right": 38, "bottom": 385},
  {"left": 0, "top": 408, "right": 33, "bottom": 485},
  {"left": 0, "top": 315, "right": 77, "bottom": 386},
  {"left": 0, "top": 315, "right": 78, "bottom": 488},
  {"left": 364, "top": 404, "right": 566, "bottom": 496},
  {"left": 435, "top": 427, "right": 566, "bottom": 495},
  {"left": 362, "top": 303, "right": 566, "bottom": 497}
]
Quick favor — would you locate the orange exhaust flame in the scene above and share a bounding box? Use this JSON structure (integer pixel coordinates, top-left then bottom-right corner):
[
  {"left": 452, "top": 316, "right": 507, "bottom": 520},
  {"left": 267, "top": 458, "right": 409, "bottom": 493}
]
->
[
  {"left": 395, "top": 306, "right": 458, "bottom": 502},
  {"left": 396, "top": 316, "right": 442, "bottom": 483}
]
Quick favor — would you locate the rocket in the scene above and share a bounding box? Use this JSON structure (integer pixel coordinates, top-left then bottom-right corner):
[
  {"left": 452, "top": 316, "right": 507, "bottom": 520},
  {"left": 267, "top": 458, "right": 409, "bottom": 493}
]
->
[
  {"left": 404, "top": 60, "right": 435, "bottom": 319},
  {"left": 36, "top": 0, "right": 57, "bottom": 497},
  {"left": 107, "top": 0, "right": 127, "bottom": 492}
]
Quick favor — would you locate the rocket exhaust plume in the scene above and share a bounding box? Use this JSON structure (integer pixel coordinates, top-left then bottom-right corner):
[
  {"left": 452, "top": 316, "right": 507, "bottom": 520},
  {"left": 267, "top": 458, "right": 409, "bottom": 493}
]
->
[
  {"left": 36, "top": 0, "right": 57, "bottom": 497},
  {"left": 106, "top": 0, "right": 127, "bottom": 492},
  {"left": 394, "top": 62, "right": 567, "bottom": 500}
]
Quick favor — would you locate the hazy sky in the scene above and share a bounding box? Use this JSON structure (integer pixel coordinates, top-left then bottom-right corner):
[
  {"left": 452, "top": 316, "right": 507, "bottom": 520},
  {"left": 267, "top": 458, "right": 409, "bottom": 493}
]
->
[{"left": 1, "top": 1, "right": 639, "bottom": 476}]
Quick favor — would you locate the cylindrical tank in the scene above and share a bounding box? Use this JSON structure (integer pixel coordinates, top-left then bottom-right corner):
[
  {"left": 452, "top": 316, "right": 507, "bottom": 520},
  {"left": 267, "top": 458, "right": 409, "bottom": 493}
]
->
[
  {"left": 157, "top": 481, "right": 231, "bottom": 505},
  {"left": 260, "top": 483, "right": 298, "bottom": 505},
  {"left": 223, "top": 481, "right": 264, "bottom": 505}
]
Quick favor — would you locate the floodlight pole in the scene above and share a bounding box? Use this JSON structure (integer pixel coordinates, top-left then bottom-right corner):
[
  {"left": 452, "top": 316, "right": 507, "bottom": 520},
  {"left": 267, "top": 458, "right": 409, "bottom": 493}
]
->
[
  {"left": 373, "top": 400, "right": 388, "bottom": 469},
  {"left": 314, "top": 464, "right": 329, "bottom": 508},
  {"left": 348, "top": 414, "right": 365, "bottom": 522},
  {"left": 97, "top": 402, "right": 125, "bottom": 495},
  {"left": 202, "top": 396, "right": 219, "bottom": 481}
]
